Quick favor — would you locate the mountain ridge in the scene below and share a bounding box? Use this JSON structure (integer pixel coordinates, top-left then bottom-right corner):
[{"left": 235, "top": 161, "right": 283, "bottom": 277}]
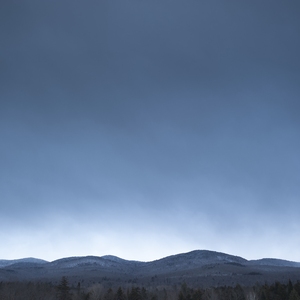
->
[
  {"left": 1, "top": 250, "right": 300, "bottom": 287},
  {"left": 1, "top": 250, "right": 300, "bottom": 268},
  {"left": 0, "top": 257, "right": 48, "bottom": 268}
]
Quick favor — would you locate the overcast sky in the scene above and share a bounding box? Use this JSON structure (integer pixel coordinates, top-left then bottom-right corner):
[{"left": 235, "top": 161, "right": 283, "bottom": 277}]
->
[{"left": 1, "top": 0, "right": 300, "bottom": 262}]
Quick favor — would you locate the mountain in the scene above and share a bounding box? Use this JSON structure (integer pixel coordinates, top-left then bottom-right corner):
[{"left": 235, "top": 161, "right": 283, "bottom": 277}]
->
[
  {"left": 249, "top": 258, "right": 300, "bottom": 268},
  {"left": 0, "top": 257, "right": 48, "bottom": 268},
  {"left": 1, "top": 250, "right": 300, "bottom": 288}
]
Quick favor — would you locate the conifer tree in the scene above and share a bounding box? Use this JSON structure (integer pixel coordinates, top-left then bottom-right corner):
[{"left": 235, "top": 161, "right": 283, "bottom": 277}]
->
[{"left": 57, "top": 276, "right": 71, "bottom": 300}]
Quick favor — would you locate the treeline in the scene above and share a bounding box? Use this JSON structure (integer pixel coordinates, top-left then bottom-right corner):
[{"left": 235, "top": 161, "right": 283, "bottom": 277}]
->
[
  {"left": 1, "top": 277, "right": 300, "bottom": 300},
  {"left": 177, "top": 281, "right": 300, "bottom": 300}
]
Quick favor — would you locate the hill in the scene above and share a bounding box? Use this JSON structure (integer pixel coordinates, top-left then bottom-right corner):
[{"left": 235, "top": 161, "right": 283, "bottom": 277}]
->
[{"left": 1, "top": 250, "right": 300, "bottom": 288}]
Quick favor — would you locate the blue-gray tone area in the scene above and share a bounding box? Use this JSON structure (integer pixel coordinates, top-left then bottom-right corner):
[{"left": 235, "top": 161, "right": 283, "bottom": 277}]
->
[{"left": 1, "top": 0, "right": 299, "bottom": 261}]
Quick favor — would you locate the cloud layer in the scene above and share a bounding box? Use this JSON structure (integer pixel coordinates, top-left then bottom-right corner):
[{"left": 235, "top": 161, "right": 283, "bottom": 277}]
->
[{"left": 1, "top": 0, "right": 300, "bottom": 261}]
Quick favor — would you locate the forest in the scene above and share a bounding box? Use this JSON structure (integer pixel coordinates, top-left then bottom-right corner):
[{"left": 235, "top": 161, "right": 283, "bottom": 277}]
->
[{"left": 1, "top": 277, "right": 300, "bottom": 300}]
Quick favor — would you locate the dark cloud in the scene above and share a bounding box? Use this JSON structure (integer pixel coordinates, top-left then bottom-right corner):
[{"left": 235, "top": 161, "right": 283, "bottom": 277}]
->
[{"left": 1, "top": 0, "right": 300, "bottom": 261}]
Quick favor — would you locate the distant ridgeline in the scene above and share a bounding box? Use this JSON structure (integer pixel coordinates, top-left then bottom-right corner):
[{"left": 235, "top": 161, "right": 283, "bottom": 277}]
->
[{"left": 1, "top": 250, "right": 300, "bottom": 298}]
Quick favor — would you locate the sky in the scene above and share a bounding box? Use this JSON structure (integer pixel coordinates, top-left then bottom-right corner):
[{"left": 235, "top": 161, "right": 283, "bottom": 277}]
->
[{"left": 1, "top": 0, "right": 300, "bottom": 262}]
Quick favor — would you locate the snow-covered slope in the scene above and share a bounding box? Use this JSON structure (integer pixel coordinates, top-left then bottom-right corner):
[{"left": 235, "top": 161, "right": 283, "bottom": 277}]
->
[
  {"left": 49, "top": 254, "right": 145, "bottom": 268},
  {"left": 2, "top": 250, "right": 300, "bottom": 270},
  {"left": 0, "top": 258, "right": 47, "bottom": 268},
  {"left": 249, "top": 258, "right": 300, "bottom": 268},
  {"left": 49, "top": 256, "right": 110, "bottom": 268},
  {"left": 1, "top": 250, "right": 300, "bottom": 286}
]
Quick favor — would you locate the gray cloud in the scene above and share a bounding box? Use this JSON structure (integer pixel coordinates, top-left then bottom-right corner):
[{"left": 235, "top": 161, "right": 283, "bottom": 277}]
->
[{"left": 1, "top": 0, "right": 300, "bottom": 261}]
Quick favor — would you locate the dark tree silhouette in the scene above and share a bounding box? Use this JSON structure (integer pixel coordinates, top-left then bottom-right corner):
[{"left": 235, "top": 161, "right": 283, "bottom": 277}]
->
[{"left": 57, "top": 276, "right": 71, "bottom": 300}]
